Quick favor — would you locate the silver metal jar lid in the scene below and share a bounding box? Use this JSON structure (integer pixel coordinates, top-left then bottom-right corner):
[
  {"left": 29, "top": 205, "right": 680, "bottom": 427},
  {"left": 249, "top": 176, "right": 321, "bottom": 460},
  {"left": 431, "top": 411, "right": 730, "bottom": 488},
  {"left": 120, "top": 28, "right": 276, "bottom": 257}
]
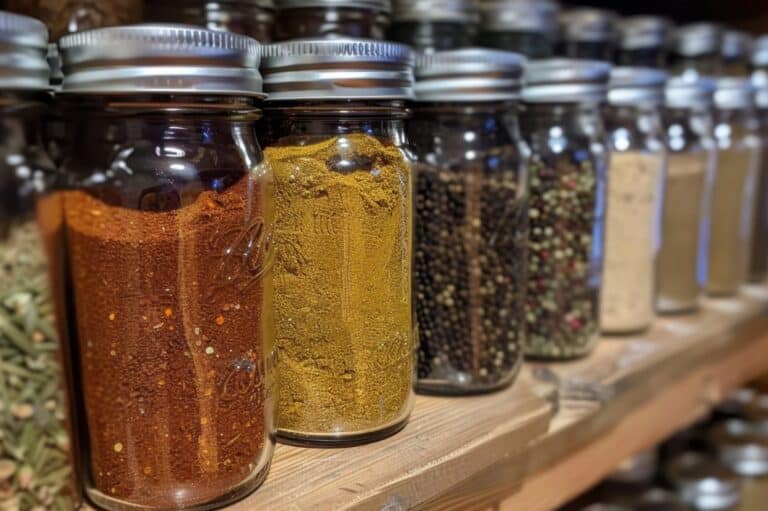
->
[
  {"left": 710, "top": 419, "right": 768, "bottom": 477},
  {"left": 477, "top": 0, "right": 559, "bottom": 34},
  {"left": 722, "top": 30, "right": 753, "bottom": 61},
  {"left": 665, "top": 452, "right": 741, "bottom": 511},
  {"left": 608, "top": 67, "right": 667, "bottom": 106},
  {"left": 414, "top": 48, "right": 524, "bottom": 102},
  {"left": 275, "top": 0, "right": 391, "bottom": 12},
  {"left": 0, "top": 11, "right": 49, "bottom": 91},
  {"left": 714, "top": 77, "right": 754, "bottom": 110},
  {"left": 261, "top": 38, "right": 413, "bottom": 100},
  {"left": 204, "top": 0, "right": 275, "bottom": 6},
  {"left": 672, "top": 23, "right": 723, "bottom": 57},
  {"left": 392, "top": 0, "right": 473, "bottom": 22},
  {"left": 665, "top": 76, "right": 715, "bottom": 109},
  {"left": 619, "top": 16, "right": 671, "bottom": 50},
  {"left": 753, "top": 35, "right": 768, "bottom": 67},
  {"left": 521, "top": 58, "right": 610, "bottom": 103},
  {"left": 558, "top": 8, "right": 618, "bottom": 43},
  {"left": 59, "top": 25, "right": 263, "bottom": 96}
]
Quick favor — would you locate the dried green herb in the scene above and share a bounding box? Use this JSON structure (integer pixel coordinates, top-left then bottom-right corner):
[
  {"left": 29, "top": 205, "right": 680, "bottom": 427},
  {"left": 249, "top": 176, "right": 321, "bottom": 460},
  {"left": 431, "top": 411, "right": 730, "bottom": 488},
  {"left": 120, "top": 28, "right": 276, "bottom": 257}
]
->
[{"left": 0, "top": 220, "right": 71, "bottom": 511}]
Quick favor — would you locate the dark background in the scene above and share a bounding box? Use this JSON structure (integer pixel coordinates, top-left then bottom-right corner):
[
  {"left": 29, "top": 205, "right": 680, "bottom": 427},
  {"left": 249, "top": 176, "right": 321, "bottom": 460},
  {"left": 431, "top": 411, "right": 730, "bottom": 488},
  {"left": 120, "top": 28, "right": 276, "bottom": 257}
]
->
[{"left": 565, "top": 0, "right": 768, "bottom": 34}]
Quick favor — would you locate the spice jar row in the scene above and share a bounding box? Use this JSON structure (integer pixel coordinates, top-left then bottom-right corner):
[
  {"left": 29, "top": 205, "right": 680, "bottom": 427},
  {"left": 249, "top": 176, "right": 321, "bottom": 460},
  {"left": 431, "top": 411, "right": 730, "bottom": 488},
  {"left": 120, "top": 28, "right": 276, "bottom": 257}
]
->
[
  {"left": 0, "top": 0, "right": 756, "bottom": 71},
  {"left": 2, "top": 11, "right": 768, "bottom": 511}
]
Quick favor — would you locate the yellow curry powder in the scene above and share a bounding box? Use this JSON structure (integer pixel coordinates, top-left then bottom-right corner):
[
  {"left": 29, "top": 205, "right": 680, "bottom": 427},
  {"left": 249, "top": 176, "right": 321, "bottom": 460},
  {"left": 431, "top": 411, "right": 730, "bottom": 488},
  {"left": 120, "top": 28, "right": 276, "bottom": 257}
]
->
[{"left": 265, "top": 133, "right": 414, "bottom": 441}]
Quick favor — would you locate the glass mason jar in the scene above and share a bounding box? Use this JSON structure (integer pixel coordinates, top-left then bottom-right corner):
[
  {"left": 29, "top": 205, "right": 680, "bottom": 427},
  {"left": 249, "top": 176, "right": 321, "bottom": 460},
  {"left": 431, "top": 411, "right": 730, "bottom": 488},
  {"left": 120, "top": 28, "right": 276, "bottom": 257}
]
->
[
  {"left": 706, "top": 78, "right": 761, "bottom": 296},
  {"left": 4, "top": 0, "right": 142, "bottom": 40},
  {"left": 751, "top": 73, "right": 768, "bottom": 282},
  {"left": 601, "top": 68, "right": 667, "bottom": 334},
  {"left": 709, "top": 419, "right": 768, "bottom": 511},
  {"left": 665, "top": 452, "right": 742, "bottom": 511},
  {"left": 476, "top": 0, "right": 559, "bottom": 60},
  {"left": 408, "top": 49, "right": 528, "bottom": 394},
  {"left": 722, "top": 30, "right": 753, "bottom": 78},
  {"left": 259, "top": 39, "right": 415, "bottom": 445},
  {"left": 52, "top": 26, "right": 275, "bottom": 510},
  {"left": 273, "top": 0, "right": 390, "bottom": 40},
  {"left": 669, "top": 23, "right": 724, "bottom": 80},
  {"left": 388, "top": 0, "right": 475, "bottom": 53},
  {"left": 0, "top": 12, "right": 74, "bottom": 511},
  {"left": 144, "top": 0, "right": 275, "bottom": 42},
  {"left": 556, "top": 8, "right": 618, "bottom": 62},
  {"left": 520, "top": 59, "right": 610, "bottom": 359},
  {"left": 657, "top": 78, "right": 717, "bottom": 314},
  {"left": 616, "top": 16, "right": 671, "bottom": 69}
]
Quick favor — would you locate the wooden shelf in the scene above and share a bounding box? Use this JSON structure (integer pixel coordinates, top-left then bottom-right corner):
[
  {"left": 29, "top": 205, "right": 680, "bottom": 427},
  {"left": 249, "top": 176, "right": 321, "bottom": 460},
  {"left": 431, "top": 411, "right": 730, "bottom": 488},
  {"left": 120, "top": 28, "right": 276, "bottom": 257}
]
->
[{"left": 230, "top": 285, "right": 768, "bottom": 511}]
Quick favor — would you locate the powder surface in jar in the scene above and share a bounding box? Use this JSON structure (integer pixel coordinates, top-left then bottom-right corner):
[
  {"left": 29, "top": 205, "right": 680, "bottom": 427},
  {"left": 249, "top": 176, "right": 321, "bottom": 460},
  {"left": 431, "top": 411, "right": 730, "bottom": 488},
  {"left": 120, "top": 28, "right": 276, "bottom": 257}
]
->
[
  {"left": 601, "top": 152, "right": 665, "bottom": 333},
  {"left": 414, "top": 158, "right": 527, "bottom": 391},
  {"left": 706, "top": 142, "right": 756, "bottom": 295},
  {"left": 657, "top": 152, "right": 708, "bottom": 312},
  {"left": 63, "top": 175, "right": 274, "bottom": 509},
  {"left": 266, "top": 133, "right": 414, "bottom": 441},
  {"left": 526, "top": 156, "right": 603, "bottom": 358}
]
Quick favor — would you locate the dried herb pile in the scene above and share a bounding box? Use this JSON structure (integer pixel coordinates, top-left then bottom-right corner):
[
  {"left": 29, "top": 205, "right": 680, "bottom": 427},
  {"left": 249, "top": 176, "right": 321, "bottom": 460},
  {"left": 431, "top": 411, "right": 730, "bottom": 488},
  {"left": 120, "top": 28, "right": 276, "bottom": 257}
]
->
[{"left": 0, "top": 221, "right": 71, "bottom": 511}]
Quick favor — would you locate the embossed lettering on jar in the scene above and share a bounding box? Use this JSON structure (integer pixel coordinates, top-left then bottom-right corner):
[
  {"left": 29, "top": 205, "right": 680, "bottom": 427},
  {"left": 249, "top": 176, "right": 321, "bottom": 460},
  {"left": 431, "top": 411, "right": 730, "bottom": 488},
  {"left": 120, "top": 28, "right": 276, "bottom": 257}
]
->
[{"left": 52, "top": 25, "right": 276, "bottom": 511}]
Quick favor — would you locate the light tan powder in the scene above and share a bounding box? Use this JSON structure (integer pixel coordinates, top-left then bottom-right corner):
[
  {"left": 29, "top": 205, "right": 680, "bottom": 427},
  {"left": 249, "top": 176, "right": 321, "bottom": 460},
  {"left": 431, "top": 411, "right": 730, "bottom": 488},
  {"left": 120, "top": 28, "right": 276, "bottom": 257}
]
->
[
  {"left": 601, "top": 151, "right": 665, "bottom": 333},
  {"left": 706, "top": 143, "right": 757, "bottom": 295},
  {"left": 658, "top": 152, "right": 709, "bottom": 313}
]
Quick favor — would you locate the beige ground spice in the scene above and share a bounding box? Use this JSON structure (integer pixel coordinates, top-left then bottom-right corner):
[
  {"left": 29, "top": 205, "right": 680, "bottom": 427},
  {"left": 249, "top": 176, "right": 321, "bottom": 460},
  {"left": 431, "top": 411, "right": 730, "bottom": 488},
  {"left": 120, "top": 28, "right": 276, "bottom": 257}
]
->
[
  {"left": 658, "top": 152, "right": 709, "bottom": 313},
  {"left": 601, "top": 151, "right": 665, "bottom": 333},
  {"left": 706, "top": 144, "right": 757, "bottom": 295}
]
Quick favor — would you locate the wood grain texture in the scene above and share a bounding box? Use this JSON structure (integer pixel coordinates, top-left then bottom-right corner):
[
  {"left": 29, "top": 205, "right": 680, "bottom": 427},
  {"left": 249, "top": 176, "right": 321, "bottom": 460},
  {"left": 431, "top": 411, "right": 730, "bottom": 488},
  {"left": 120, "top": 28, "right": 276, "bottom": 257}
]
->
[
  {"left": 428, "top": 286, "right": 768, "bottom": 511},
  {"left": 226, "top": 285, "right": 768, "bottom": 511},
  {"left": 228, "top": 380, "right": 551, "bottom": 510}
]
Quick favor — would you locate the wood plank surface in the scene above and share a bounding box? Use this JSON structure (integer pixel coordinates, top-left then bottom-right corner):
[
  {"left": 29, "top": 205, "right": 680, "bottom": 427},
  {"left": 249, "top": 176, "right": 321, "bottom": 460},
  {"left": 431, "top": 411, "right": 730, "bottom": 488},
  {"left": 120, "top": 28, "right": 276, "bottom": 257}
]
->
[{"left": 227, "top": 285, "right": 768, "bottom": 511}]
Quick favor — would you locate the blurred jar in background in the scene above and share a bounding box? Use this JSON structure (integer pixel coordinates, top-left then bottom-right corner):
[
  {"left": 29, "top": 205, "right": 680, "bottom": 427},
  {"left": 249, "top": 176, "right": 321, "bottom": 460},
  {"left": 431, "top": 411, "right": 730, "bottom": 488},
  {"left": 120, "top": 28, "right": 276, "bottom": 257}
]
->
[
  {"left": 272, "top": 0, "right": 390, "bottom": 41},
  {"left": 709, "top": 419, "right": 768, "bottom": 511},
  {"left": 749, "top": 38, "right": 768, "bottom": 283},
  {"left": 657, "top": 77, "right": 717, "bottom": 314},
  {"left": 669, "top": 23, "right": 723, "bottom": 81},
  {"left": 556, "top": 7, "right": 618, "bottom": 62},
  {"left": 601, "top": 67, "right": 667, "bottom": 334},
  {"left": 388, "top": 0, "right": 476, "bottom": 53},
  {"left": 144, "top": 0, "right": 275, "bottom": 42},
  {"left": 616, "top": 16, "right": 671, "bottom": 69},
  {"left": 722, "top": 30, "right": 753, "bottom": 77},
  {"left": 665, "top": 452, "right": 742, "bottom": 511},
  {"left": 476, "top": 0, "right": 559, "bottom": 60},
  {"left": 705, "top": 78, "right": 760, "bottom": 296},
  {"left": 4, "top": 0, "right": 142, "bottom": 40}
]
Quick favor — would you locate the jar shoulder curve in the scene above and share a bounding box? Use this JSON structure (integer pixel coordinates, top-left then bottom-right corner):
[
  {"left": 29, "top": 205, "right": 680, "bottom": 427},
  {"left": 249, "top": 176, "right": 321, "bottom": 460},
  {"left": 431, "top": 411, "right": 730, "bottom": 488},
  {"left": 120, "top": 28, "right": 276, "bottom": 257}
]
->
[
  {"left": 62, "top": 115, "right": 269, "bottom": 211},
  {"left": 406, "top": 114, "right": 527, "bottom": 174}
]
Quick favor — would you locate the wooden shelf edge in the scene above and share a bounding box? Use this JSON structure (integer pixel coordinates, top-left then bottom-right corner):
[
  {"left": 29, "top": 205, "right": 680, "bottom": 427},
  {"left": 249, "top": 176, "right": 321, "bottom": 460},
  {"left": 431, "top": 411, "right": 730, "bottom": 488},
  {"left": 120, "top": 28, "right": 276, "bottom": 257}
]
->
[{"left": 423, "top": 290, "right": 768, "bottom": 511}]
